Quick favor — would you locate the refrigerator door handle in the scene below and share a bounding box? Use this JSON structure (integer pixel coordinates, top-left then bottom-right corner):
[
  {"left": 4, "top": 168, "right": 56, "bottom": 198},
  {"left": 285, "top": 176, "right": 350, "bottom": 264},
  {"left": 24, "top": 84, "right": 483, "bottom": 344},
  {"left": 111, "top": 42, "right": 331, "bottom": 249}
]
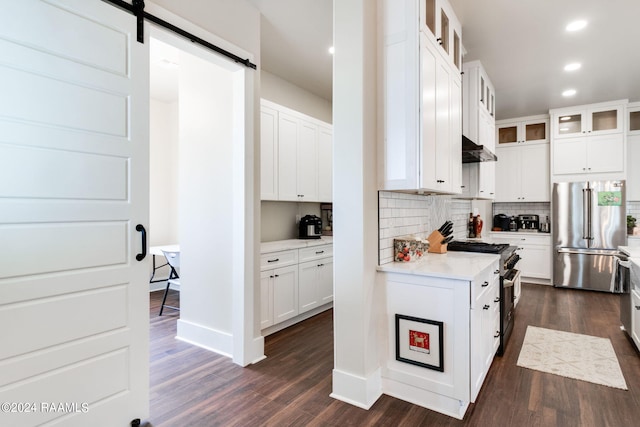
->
[
  {"left": 582, "top": 188, "right": 590, "bottom": 241},
  {"left": 557, "top": 247, "right": 620, "bottom": 256}
]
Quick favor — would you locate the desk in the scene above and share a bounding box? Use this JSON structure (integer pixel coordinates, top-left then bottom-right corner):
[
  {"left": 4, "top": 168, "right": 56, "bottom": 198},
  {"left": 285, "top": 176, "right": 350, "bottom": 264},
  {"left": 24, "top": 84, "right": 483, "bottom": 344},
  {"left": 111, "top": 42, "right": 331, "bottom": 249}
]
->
[{"left": 149, "top": 244, "right": 180, "bottom": 284}]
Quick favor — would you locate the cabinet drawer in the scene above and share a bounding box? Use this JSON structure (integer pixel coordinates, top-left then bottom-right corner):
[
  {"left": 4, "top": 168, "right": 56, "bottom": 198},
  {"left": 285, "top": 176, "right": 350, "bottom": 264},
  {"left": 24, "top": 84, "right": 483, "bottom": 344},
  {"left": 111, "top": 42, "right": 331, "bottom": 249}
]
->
[
  {"left": 471, "top": 260, "right": 500, "bottom": 308},
  {"left": 260, "top": 250, "right": 298, "bottom": 270},
  {"left": 514, "top": 234, "right": 551, "bottom": 246},
  {"left": 299, "top": 244, "right": 333, "bottom": 262}
]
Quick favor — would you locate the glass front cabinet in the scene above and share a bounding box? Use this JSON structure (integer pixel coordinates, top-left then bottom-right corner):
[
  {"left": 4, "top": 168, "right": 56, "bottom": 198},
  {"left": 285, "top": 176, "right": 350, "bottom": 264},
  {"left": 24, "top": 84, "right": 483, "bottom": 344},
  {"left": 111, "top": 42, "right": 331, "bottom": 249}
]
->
[
  {"left": 420, "top": 0, "right": 462, "bottom": 71},
  {"left": 496, "top": 115, "right": 549, "bottom": 145},
  {"left": 553, "top": 103, "right": 625, "bottom": 139}
]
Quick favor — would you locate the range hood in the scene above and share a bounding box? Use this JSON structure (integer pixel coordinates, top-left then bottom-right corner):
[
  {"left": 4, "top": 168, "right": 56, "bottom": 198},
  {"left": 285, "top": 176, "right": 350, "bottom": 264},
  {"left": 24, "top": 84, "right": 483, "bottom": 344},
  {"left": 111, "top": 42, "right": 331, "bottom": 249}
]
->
[{"left": 462, "top": 135, "right": 497, "bottom": 163}]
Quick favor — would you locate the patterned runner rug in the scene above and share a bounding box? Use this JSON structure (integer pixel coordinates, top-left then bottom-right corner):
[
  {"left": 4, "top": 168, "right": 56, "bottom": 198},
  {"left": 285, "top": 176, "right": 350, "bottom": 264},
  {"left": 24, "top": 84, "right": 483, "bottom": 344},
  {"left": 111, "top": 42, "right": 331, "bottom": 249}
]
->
[{"left": 517, "top": 326, "right": 627, "bottom": 390}]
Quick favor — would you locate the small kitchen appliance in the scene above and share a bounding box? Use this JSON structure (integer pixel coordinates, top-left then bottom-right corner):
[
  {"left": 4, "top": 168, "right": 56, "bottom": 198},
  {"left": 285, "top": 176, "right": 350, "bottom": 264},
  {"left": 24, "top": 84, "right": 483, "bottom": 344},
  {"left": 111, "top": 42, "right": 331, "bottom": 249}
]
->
[
  {"left": 518, "top": 214, "right": 539, "bottom": 231},
  {"left": 493, "top": 214, "right": 511, "bottom": 231},
  {"left": 298, "top": 215, "right": 323, "bottom": 239}
]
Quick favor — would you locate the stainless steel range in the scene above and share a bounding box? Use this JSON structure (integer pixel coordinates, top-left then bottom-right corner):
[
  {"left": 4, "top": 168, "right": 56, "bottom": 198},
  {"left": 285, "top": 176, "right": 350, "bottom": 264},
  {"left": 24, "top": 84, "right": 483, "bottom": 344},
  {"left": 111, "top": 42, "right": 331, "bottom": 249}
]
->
[{"left": 447, "top": 241, "right": 521, "bottom": 356}]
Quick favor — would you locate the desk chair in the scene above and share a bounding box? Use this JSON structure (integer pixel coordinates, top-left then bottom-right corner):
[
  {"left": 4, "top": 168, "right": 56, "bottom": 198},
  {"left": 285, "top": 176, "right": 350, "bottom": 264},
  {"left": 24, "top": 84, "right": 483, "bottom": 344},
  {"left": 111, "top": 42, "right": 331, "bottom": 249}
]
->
[{"left": 160, "top": 250, "right": 180, "bottom": 316}]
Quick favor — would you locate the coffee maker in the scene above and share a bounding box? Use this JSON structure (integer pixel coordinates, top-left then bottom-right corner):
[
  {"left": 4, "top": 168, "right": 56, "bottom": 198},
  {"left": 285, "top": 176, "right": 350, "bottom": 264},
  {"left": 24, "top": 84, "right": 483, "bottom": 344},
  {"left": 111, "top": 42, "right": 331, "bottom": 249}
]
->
[{"left": 299, "top": 215, "right": 323, "bottom": 239}]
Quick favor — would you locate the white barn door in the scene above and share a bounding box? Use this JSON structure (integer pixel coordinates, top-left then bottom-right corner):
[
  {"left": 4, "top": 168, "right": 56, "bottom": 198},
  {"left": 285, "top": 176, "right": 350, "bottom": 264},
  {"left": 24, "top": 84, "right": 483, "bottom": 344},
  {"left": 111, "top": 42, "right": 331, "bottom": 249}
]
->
[{"left": 0, "top": 1, "right": 149, "bottom": 426}]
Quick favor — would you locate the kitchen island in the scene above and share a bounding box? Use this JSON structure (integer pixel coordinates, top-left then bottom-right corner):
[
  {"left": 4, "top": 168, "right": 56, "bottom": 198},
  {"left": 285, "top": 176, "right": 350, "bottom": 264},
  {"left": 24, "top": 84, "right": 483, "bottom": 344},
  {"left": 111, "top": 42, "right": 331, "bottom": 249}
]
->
[{"left": 377, "top": 251, "right": 500, "bottom": 419}]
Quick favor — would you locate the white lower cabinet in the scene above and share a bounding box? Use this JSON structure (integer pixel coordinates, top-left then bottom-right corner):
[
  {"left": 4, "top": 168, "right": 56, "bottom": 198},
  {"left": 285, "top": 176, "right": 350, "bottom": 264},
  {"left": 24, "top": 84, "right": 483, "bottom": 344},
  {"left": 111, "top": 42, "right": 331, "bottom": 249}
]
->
[
  {"left": 490, "top": 233, "right": 552, "bottom": 280},
  {"left": 298, "top": 258, "right": 333, "bottom": 313},
  {"left": 261, "top": 264, "right": 298, "bottom": 329},
  {"left": 632, "top": 289, "right": 640, "bottom": 349},
  {"left": 381, "top": 257, "right": 499, "bottom": 419},
  {"left": 470, "top": 263, "right": 500, "bottom": 402},
  {"left": 261, "top": 243, "right": 333, "bottom": 333}
]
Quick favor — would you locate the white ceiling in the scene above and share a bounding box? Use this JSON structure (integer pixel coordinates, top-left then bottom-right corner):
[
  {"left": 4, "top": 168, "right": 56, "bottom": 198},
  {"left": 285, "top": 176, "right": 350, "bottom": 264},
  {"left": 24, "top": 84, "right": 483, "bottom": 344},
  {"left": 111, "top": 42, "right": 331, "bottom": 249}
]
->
[
  {"left": 247, "top": 0, "right": 640, "bottom": 121},
  {"left": 152, "top": 1, "right": 640, "bottom": 121}
]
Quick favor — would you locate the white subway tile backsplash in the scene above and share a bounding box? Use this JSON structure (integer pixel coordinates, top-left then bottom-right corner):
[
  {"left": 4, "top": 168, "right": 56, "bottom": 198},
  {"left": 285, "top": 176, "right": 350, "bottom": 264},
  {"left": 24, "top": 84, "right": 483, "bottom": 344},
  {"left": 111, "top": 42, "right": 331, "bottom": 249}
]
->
[{"left": 378, "top": 191, "right": 472, "bottom": 264}]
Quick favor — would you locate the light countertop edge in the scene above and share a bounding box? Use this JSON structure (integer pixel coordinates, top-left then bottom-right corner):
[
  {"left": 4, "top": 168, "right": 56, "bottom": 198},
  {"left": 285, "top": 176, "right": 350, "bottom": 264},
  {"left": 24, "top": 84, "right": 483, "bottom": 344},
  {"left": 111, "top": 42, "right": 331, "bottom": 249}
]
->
[
  {"left": 377, "top": 252, "right": 500, "bottom": 281},
  {"left": 261, "top": 237, "right": 333, "bottom": 254}
]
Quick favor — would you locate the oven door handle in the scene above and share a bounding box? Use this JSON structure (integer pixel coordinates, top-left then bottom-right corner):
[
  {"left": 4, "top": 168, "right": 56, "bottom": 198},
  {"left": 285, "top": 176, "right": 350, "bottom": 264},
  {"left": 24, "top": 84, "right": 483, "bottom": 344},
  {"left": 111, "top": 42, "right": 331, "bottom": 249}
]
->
[{"left": 503, "top": 269, "right": 520, "bottom": 288}]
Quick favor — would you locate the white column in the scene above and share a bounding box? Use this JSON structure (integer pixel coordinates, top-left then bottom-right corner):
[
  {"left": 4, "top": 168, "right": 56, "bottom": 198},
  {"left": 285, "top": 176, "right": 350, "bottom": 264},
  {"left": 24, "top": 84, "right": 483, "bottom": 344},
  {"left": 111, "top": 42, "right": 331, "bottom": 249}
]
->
[{"left": 331, "top": 0, "right": 382, "bottom": 409}]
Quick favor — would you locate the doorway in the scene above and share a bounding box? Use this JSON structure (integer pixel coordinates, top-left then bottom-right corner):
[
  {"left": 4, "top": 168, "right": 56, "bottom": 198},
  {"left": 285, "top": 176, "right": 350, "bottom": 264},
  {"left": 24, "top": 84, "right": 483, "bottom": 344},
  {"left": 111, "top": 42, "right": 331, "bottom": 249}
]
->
[{"left": 147, "top": 25, "right": 261, "bottom": 365}]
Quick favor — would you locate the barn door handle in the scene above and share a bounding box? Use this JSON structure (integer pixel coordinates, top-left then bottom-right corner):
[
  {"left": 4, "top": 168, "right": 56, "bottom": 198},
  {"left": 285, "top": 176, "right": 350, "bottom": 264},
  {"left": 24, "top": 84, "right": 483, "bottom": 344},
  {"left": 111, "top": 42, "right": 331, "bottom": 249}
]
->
[{"left": 136, "top": 224, "right": 147, "bottom": 261}]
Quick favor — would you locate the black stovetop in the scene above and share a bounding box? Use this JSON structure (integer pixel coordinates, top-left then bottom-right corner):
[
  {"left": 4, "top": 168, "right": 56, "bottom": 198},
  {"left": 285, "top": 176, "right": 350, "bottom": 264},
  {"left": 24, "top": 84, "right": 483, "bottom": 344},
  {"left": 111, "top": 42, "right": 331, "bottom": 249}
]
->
[{"left": 446, "top": 241, "right": 510, "bottom": 254}]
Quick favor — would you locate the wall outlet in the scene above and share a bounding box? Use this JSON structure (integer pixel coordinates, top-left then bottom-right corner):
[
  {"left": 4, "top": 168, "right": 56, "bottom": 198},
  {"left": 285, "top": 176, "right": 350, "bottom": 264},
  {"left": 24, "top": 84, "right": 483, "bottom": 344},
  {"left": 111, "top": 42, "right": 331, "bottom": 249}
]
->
[{"left": 295, "top": 214, "right": 301, "bottom": 223}]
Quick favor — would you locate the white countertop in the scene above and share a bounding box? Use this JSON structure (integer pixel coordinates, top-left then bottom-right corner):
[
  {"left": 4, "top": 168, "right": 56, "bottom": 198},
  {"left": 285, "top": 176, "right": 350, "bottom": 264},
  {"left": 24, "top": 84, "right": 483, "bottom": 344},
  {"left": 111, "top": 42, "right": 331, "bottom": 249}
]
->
[
  {"left": 261, "top": 236, "right": 333, "bottom": 254},
  {"left": 377, "top": 251, "right": 499, "bottom": 281},
  {"left": 620, "top": 245, "right": 640, "bottom": 258}
]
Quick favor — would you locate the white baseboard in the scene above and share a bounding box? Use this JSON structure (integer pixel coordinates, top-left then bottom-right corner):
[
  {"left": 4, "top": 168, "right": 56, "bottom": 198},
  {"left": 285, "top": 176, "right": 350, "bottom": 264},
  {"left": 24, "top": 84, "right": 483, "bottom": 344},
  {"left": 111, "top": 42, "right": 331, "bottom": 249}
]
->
[
  {"left": 176, "top": 319, "right": 233, "bottom": 358},
  {"left": 330, "top": 367, "right": 382, "bottom": 410},
  {"left": 261, "top": 303, "right": 333, "bottom": 336}
]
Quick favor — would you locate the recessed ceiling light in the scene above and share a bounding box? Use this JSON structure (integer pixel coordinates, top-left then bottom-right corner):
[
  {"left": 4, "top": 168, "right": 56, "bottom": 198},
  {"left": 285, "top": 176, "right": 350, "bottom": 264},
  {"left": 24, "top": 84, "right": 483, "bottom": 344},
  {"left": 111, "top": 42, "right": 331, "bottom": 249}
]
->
[
  {"left": 562, "top": 89, "right": 577, "bottom": 97},
  {"left": 564, "top": 62, "right": 582, "bottom": 71},
  {"left": 566, "top": 20, "right": 587, "bottom": 32},
  {"left": 560, "top": 116, "right": 572, "bottom": 121},
  {"left": 328, "top": 46, "right": 335, "bottom": 55}
]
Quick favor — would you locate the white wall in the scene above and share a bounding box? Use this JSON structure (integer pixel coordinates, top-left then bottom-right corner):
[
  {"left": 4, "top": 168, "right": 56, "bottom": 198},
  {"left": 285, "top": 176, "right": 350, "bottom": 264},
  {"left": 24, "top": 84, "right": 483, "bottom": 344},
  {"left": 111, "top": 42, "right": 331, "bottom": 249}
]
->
[
  {"left": 176, "top": 48, "right": 238, "bottom": 351},
  {"left": 261, "top": 70, "right": 332, "bottom": 123},
  {"left": 149, "top": 98, "right": 179, "bottom": 246},
  {"left": 331, "top": 0, "right": 382, "bottom": 409},
  {"left": 148, "top": 1, "right": 263, "bottom": 366},
  {"left": 260, "top": 201, "right": 321, "bottom": 242}
]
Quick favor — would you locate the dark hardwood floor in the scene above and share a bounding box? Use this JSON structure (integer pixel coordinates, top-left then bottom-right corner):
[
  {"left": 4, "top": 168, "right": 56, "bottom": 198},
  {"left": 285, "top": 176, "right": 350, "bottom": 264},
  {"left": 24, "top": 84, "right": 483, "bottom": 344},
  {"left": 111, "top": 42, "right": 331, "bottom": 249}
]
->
[{"left": 145, "top": 284, "right": 640, "bottom": 426}]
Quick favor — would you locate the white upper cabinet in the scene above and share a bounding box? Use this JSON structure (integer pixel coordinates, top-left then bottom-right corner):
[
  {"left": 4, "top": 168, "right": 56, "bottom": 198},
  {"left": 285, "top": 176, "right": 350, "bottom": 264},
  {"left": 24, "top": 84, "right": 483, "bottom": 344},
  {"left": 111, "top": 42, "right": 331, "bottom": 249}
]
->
[
  {"left": 495, "top": 143, "right": 550, "bottom": 202},
  {"left": 462, "top": 60, "right": 496, "bottom": 149},
  {"left": 496, "top": 115, "right": 549, "bottom": 145},
  {"left": 550, "top": 100, "right": 627, "bottom": 181},
  {"left": 379, "top": 0, "right": 462, "bottom": 194},
  {"left": 628, "top": 102, "right": 640, "bottom": 201},
  {"left": 552, "top": 102, "right": 625, "bottom": 139},
  {"left": 260, "top": 105, "right": 279, "bottom": 201},
  {"left": 420, "top": 0, "right": 462, "bottom": 70},
  {"left": 260, "top": 99, "right": 332, "bottom": 202}
]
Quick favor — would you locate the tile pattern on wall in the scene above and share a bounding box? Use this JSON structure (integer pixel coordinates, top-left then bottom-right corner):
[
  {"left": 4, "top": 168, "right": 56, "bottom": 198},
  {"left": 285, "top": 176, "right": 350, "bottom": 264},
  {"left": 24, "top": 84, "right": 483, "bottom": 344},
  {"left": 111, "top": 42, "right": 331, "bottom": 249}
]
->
[
  {"left": 628, "top": 202, "right": 640, "bottom": 221},
  {"left": 492, "top": 202, "right": 551, "bottom": 224},
  {"left": 378, "top": 191, "right": 471, "bottom": 265}
]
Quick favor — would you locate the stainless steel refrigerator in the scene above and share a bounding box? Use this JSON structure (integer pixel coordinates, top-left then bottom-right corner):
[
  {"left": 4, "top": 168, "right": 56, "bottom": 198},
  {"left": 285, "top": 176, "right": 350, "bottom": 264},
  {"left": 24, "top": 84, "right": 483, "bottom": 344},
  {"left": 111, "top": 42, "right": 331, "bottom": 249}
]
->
[{"left": 552, "top": 180, "right": 626, "bottom": 292}]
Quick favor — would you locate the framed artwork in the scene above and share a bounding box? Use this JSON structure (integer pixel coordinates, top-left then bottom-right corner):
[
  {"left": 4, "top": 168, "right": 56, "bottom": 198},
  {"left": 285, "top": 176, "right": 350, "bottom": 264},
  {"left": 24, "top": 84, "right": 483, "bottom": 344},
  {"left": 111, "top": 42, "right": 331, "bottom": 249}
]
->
[{"left": 395, "top": 314, "right": 444, "bottom": 371}]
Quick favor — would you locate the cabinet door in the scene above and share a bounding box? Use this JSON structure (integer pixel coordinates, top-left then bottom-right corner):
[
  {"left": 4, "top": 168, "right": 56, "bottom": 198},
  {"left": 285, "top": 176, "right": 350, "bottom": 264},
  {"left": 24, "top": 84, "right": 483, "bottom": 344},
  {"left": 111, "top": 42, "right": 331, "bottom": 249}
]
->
[
  {"left": 494, "top": 147, "right": 520, "bottom": 202},
  {"left": 297, "top": 119, "right": 319, "bottom": 201},
  {"left": 631, "top": 290, "right": 640, "bottom": 350},
  {"left": 317, "top": 126, "right": 333, "bottom": 202},
  {"left": 433, "top": 57, "right": 451, "bottom": 191},
  {"left": 628, "top": 135, "right": 640, "bottom": 201},
  {"left": 419, "top": 34, "right": 438, "bottom": 190},
  {"left": 278, "top": 112, "right": 299, "bottom": 201},
  {"left": 520, "top": 144, "right": 550, "bottom": 202},
  {"left": 519, "top": 244, "right": 551, "bottom": 279},
  {"left": 478, "top": 161, "right": 495, "bottom": 199},
  {"left": 586, "top": 133, "right": 624, "bottom": 173},
  {"left": 589, "top": 105, "right": 624, "bottom": 135},
  {"left": 318, "top": 259, "right": 334, "bottom": 305},
  {"left": 449, "top": 75, "right": 462, "bottom": 194},
  {"left": 260, "top": 270, "right": 274, "bottom": 329},
  {"left": 298, "top": 260, "right": 319, "bottom": 313},
  {"left": 523, "top": 119, "right": 549, "bottom": 143},
  {"left": 553, "top": 138, "right": 587, "bottom": 175},
  {"left": 554, "top": 111, "right": 585, "bottom": 139},
  {"left": 273, "top": 265, "right": 298, "bottom": 323},
  {"left": 260, "top": 106, "right": 279, "bottom": 200},
  {"left": 497, "top": 121, "right": 519, "bottom": 145}
]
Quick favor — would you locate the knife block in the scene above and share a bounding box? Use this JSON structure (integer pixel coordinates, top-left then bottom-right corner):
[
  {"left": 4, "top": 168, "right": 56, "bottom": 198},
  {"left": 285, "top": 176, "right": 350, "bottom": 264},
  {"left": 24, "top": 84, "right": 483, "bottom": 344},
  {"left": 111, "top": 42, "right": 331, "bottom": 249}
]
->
[{"left": 426, "top": 230, "right": 448, "bottom": 254}]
